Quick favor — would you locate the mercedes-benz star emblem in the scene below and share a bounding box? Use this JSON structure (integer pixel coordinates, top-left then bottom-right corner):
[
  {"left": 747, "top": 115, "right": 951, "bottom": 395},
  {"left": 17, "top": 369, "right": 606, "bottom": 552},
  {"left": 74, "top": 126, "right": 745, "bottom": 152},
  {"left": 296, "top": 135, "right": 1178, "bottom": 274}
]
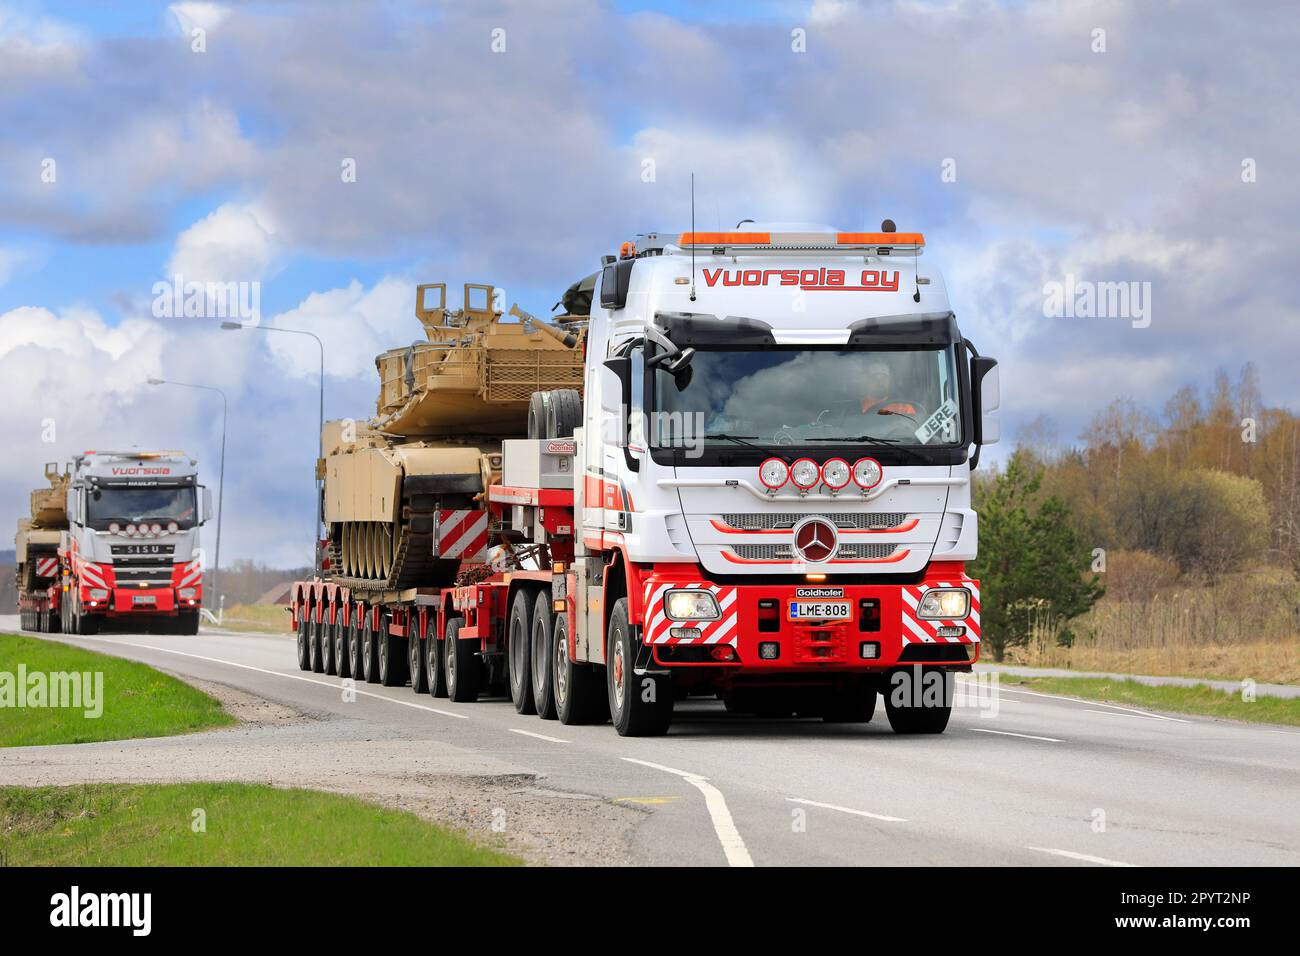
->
[{"left": 793, "top": 517, "right": 838, "bottom": 563}]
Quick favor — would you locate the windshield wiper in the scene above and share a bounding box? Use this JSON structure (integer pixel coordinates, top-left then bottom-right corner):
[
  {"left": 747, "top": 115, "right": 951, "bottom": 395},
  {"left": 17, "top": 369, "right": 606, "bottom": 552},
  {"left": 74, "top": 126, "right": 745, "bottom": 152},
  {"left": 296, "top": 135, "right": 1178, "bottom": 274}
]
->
[
  {"left": 703, "top": 434, "right": 789, "bottom": 461},
  {"left": 804, "top": 434, "right": 933, "bottom": 464}
]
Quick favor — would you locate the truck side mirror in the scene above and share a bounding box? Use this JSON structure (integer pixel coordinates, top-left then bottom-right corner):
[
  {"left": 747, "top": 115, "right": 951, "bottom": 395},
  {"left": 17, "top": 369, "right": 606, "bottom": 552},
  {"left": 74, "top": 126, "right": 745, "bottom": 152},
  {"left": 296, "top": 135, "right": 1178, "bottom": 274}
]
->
[
  {"left": 600, "top": 358, "right": 629, "bottom": 447},
  {"left": 201, "top": 486, "right": 213, "bottom": 522},
  {"left": 971, "top": 356, "right": 1000, "bottom": 446}
]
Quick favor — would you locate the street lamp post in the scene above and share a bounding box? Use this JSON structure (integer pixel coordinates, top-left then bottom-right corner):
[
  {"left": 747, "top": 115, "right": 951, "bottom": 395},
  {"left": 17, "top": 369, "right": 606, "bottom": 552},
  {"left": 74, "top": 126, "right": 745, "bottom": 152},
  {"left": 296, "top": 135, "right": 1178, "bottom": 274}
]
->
[
  {"left": 147, "top": 377, "right": 227, "bottom": 604},
  {"left": 222, "top": 321, "right": 325, "bottom": 571}
]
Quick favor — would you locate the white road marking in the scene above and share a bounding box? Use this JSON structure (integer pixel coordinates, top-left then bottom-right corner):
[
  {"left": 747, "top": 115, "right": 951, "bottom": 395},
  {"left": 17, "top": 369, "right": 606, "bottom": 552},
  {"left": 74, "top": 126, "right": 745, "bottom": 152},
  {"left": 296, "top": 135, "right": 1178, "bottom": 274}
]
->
[
  {"left": 970, "top": 728, "right": 1064, "bottom": 743},
  {"left": 63, "top": 635, "right": 470, "bottom": 719},
  {"left": 622, "top": 758, "right": 754, "bottom": 867},
  {"left": 508, "top": 728, "right": 570, "bottom": 743},
  {"left": 1025, "top": 846, "right": 1138, "bottom": 867},
  {"left": 973, "top": 681, "right": 1192, "bottom": 722},
  {"left": 786, "top": 797, "right": 906, "bottom": 823},
  {"left": 1084, "top": 708, "right": 1190, "bottom": 724}
]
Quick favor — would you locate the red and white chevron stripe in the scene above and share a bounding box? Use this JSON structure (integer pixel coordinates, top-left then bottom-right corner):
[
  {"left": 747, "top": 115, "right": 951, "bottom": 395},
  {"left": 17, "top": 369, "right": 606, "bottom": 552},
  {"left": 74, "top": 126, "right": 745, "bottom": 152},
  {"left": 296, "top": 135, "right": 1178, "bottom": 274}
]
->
[
  {"left": 641, "top": 582, "right": 739, "bottom": 646},
  {"left": 177, "top": 559, "right": 204, "bottom": 588},
  {"left": 78, "top": 559, "right": 108, "bottom": 589},
  {"left": 436, "top": 509, "right": 489, "bottom": 561},
  {"left": 34, "top": 557, "right": 58, "bottom": 578},
  {"left": 899, "top": 579, "right": 981, "bottom": 645}
]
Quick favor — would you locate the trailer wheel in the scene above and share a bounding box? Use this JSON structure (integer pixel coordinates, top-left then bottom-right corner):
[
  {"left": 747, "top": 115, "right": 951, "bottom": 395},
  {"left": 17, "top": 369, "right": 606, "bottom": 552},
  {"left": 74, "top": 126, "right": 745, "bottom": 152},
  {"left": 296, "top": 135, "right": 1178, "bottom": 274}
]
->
[
  {"left": 606, "top": 598, "right": 672, "bottom": 737},
  {"left": 333, "top": 616, "right": 349, "bottom": 678},
  {"left": 348, "top": 610, "right": 367, "bottom": 680},
  {"left": 48, "top": 608, "right": 60, "bottom": 634},
  {"left": 295, "top": 612, "right": 311, "bottom": 669},
  {"left": 409, "top": 619, "right": 429, "bottom": 694},
  {"left": 444, "top": 617, "right": 478, "bottom": 702},
  {"left": 545, "top": 388, "right": 582, "bottom": 438},
  {"left": 425, "top": 616, "right": 448, "bottom": 698},
  {"left": 321, "top": 617, "right": 337, "bottom": 674},
  {"left": 508, "top": 588, "right": 537, "bottom": 714},
  {"left": 360, "top": 611, "right": 380, "bottom": 683},
  {"left": 821, "top": 684, "right": 877, "bottom": 723},
  {"left": 554, "top": 613, "right": 607, "bottom": 725},
  {"left": 377, "top": 612, "right": 405, "bottom": 687},
  {"left": 531, "top": 591, "right": 557, "bottom": 720},
  {"left": 884, "top": 668, "right": 953, "bottom": 734},
  {"left": 311, "top": 617, "right": 327, "bottom": 673}
]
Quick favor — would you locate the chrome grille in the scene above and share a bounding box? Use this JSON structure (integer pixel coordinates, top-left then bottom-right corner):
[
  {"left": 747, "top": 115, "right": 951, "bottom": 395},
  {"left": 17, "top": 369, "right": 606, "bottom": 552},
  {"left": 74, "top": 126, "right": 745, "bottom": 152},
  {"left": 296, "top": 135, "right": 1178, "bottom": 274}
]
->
[
  {"left": 729, "top": 543, "right": 899, "bottom": 562},
  {"left": 109, "top": 544, "right": 177, "bottom": 585},
  {"left": 720, "top": 512, "right": 908, "bottom": 531}
]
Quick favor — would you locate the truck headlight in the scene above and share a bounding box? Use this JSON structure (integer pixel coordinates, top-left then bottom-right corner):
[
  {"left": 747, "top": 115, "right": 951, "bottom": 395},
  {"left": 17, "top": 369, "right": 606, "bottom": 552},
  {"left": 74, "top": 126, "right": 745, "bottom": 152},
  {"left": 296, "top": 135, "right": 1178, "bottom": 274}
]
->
[
  {"left": 917, "top": 588, "right": 970, "bottom": 619},
  {"left": 178, "top": 587, "right": 197, "bottom": 599},
  {"left": 88, "top": 588, "right": 109, "bottom": 601},
  {"left": 664, "top": 590, "right": 721, "bottom": 621}
]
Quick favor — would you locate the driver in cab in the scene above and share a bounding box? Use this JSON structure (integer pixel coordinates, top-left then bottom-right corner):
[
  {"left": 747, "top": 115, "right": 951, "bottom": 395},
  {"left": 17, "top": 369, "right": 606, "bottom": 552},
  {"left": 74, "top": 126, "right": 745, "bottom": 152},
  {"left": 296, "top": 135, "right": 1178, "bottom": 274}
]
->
[{"left": 860, "top": 361, "right": 919, "bottom": 419}]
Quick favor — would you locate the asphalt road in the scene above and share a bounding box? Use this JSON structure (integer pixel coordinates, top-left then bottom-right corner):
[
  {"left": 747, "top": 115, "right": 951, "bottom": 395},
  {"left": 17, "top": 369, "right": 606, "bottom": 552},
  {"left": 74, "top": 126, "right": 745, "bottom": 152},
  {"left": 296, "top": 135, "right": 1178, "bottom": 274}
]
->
[{"left": 3, "top": 614, "right": 1298, "bottom": 867}]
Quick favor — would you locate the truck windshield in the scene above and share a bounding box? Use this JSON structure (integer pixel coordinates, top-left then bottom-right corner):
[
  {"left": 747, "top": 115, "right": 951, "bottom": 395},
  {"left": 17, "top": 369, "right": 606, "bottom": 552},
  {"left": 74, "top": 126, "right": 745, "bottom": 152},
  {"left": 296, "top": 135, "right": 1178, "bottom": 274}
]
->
[
  {"left": 86, "top": 485, "right": 198, "bottom": 529},
  {"left": 652, "top": 345, "right": 962, "bottom": 449}
]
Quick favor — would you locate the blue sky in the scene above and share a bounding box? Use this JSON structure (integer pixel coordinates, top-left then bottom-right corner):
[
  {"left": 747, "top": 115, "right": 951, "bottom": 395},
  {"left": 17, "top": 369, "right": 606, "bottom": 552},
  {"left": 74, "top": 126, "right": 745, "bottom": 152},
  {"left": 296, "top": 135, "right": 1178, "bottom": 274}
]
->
[{"left": 1, "top": 0, "right": 1297, "bottom": 565}]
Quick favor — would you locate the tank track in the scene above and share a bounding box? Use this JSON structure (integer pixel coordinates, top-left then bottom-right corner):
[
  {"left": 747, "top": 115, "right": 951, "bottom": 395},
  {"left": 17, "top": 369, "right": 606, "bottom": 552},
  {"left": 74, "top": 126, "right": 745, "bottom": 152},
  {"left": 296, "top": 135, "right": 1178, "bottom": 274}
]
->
[{"left": 325, "top": 491, "right": 445, "bottom": 593}]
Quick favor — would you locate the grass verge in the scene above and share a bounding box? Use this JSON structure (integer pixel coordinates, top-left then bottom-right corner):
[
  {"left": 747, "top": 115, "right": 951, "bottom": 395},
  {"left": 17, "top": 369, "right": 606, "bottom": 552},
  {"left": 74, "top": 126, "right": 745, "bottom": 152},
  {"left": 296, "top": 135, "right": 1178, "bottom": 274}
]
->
[
  {"left": 0, "top": 783, "right": 521, "bottom": 866},
  {"left": 1001, "top": 675, "right": 1300, "bottom": 726},
  {"left": 0, "top": 633, "right": 235, "bottom": 746},
  {"left": 218, "top": 603, "right": 292, "bottom": 634}
]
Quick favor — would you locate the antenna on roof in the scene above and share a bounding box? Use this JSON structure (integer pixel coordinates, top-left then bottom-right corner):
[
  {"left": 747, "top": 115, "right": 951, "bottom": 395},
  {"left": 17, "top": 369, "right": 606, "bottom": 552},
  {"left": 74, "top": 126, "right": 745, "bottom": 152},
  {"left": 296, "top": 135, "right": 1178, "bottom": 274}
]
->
[
  {"left": 689, "top": 173, "right": 697, "bottom": 302},
  {"left": 883, "top": 218, "right": 921, "bottom": 303}
]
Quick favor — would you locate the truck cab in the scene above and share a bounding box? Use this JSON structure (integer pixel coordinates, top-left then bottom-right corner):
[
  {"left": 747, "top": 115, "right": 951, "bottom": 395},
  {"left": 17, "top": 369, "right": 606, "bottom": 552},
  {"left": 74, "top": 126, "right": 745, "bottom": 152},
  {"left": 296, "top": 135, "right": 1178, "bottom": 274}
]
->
[{"left": 571, "top": 225, "right": 1000, "bottom": 732}]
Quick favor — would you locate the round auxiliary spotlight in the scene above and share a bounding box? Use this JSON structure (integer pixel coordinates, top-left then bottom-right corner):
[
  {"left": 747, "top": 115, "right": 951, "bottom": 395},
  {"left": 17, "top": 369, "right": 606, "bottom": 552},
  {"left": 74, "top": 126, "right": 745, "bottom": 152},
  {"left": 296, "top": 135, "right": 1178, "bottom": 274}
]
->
[
  {"left": 790, "top": 458, "right": 820, "bottom": 490},
  {"left": 821, "top": 458, "right": 851, "bottom": 490},
  {"left": 852, "top": 457, "right": 883, "bottom": 490},
  {"left": 758, "top": 457, "right": 789, "bottom": 490}
]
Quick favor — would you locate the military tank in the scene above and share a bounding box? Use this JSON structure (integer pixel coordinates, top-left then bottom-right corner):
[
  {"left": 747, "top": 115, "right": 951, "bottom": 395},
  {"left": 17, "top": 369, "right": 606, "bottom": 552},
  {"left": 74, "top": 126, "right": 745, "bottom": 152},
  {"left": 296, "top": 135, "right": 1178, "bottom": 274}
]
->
[
  {"left": 15, "top": 464, "right": 69, "bottom": 631},
  {"left": 320, "top": 282, "right": 587, "bottom": 590}
]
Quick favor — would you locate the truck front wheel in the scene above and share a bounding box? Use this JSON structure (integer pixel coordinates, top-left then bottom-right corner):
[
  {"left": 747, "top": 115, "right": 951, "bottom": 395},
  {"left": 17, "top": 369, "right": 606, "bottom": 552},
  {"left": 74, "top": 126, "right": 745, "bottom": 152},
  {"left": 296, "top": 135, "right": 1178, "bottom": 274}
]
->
[
  {"left": 883, "top": 668, "right": 953, "bottom": 734},
  {"left": 606, "top": 598, "right": 672, "bottom": 737}
]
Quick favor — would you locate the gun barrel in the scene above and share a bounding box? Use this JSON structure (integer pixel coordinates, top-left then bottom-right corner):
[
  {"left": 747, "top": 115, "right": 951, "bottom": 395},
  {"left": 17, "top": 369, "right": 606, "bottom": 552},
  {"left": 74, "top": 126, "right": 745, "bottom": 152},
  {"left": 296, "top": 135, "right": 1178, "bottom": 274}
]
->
[{"left": 509, "top": 304, "right": 578, "bottom": 349}]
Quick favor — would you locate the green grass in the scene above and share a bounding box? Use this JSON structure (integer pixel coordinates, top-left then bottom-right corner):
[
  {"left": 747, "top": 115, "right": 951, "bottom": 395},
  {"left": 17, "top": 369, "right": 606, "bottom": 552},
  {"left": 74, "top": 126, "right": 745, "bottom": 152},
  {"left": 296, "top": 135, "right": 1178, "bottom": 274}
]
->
[
  {"left": 1002, "top": 676, "right": 1300, "bottom": 726},
  {"left": 0, "top": 633, "right": 235, "bottom": 747},
  {"left": 0, "top": 783, "right": 521, "bottom": 866}
]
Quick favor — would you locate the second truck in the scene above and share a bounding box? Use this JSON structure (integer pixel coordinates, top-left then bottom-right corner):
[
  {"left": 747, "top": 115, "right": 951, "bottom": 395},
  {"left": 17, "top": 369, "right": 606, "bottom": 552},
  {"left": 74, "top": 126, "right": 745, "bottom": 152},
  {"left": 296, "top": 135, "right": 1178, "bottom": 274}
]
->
[{"left": 292, "top": 223, "right": 1000, "bottom": 735}]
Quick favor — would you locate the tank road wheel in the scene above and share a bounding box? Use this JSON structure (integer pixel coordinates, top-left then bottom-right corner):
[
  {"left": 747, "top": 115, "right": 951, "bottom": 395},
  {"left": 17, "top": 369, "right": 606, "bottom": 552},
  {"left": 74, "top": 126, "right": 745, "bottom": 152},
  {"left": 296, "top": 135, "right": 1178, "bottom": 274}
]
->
[
  {"left": 425, "top": 616, "right": 448, "bottom": 699},
  {"left": 377, "top": 612, "right": 405, "bottom": 687},
  {"left": 545, "top": 388, "right": 582, "bottom": 438},
  {"left": 409, "top": 618, "right": 429, "bottom": 694},
  {"left": 444, "top": 617, "right": 479, "bottom": 702},
  {"left": 310, "top": 616, "right": 326, "bottom": 673},
  {"left": 531, "top": 591, "right": 557, "bottom": 720},
  {"left": 606, "top": 598, "right": 672, "bottom": 737},
  {"left": 348, "top": 609, "right": 367, "bottom": 680},
  {"left": 884, "top": 668, "right": 954, "bottom": 735},
  {"left": 508, "top": 589, "right": 536, "bottom": 714},
  {"left": 554, "top": 613, "right": 607, "bottom": 725}
]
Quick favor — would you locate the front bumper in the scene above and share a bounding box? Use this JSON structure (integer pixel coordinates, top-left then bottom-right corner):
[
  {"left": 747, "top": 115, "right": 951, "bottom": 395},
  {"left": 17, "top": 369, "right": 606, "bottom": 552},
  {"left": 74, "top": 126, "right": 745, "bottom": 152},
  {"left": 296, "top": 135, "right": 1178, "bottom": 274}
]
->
[
  {"left": 640, "top": 570, "right": 979, "bottom": 670},
  {"left": 82, "top": 587, "right": 202, "bottom": 616}
]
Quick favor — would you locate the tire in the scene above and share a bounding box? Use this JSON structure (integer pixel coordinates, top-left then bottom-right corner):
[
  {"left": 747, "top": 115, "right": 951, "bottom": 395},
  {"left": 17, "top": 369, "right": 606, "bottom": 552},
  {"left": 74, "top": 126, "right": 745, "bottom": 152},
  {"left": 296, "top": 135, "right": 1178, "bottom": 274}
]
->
[
  {"left": 321, "top": 617, "right": 337, "bottom": 674},
  {"left": 77, "top": 603, "right": 99, "bottom": 635},
  {"left": 360, "top": 612, "right": 380, "bottom": 684},
  {"left": 526, "top": 391, "right": 548, "bottom": 441},
  {"left": 49, "top": 608, "right": 60, "bottom": 634},
  {"left": 507, "top": 588, "right": 536, "bottom": 714},
  {"left": 409, "top": 619, "right": 429, "bottom": 694},
  {"left": 606, "top": 597, "right": 672, "bottom": 737},
  {"left": 349, "top": 610, "right": 367, "bottom": 680},
  {"left": 545, "top": 388, "right": 582, "bottom": 438},
  {"left": 531, "top": 591, "right": 557, "bottom": 720},
  {"left": 334, "top": 617, "right": 349, "bottom": 678},
  {"left": 554, "top": 613, "right": 607, "bottom": 725},
  {"left": 444, "top": 617, "right": 479, "bottom": 702},
  {"left": 426, "top": 616, "right": 448, "bottom": 698},
  {"left": 822, "top": 684, "right": 877, "bottom": 723},
  {"left": 884, "top": 668, "right": 953, "bottom": 734},
  {"left": 175, "top": 610, "right": 200, "bottom": 637},
  {"left": 377, "top": 612, "right": 405, "bottom": 687},
  {"left": 310, "top": 617, "right": 325, "bottom": 673},
  {"left": 296, "top": 613, "right": 312, "bottom": 669}
]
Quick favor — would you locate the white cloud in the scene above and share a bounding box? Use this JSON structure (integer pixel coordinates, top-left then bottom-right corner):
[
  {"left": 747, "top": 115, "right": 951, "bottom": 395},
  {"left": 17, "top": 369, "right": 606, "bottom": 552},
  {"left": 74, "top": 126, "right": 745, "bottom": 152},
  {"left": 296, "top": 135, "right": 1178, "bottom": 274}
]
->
[
  {"left": 168, "top": 2, "right": 231, "bottom": 36},
  {"left": 166, "top": 202, "right": 279, "bottom": 283}
]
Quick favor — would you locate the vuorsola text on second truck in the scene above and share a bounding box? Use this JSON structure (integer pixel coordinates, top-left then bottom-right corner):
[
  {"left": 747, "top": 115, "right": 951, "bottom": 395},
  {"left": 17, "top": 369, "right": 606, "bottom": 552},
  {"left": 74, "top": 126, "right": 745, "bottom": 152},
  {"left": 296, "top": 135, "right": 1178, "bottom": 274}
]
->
[{"left": 291, "top": 223, "right": 1000, "bottom": 736}]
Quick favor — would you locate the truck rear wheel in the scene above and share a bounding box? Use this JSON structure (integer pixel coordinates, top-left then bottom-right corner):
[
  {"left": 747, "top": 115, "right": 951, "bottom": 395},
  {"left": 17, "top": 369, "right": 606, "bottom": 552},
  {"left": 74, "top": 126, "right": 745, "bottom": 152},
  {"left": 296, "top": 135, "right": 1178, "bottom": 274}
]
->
[
  {"left": 426, "top": 617, "right": 448, "bottom": 698},
  {"left": 884, "top": 668, "right": 953, "bottom": 734},
  {"left": 531, "top": 590, "right": 557, "bottom": 720},
  {"left": 444, "top": 617, "right": 479, "bottom": 702},
  {"left": 554, "top": 614, "right": 607, "bottom": 725},
  {"left": 377, "top": 612, "right": 406, "bottom": 687},
  {"left": 606, "top": 598, "right": 672, "bottom": 737},
  {"left": 508, "top": 588, "right": 536, "bottom": 714}
]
